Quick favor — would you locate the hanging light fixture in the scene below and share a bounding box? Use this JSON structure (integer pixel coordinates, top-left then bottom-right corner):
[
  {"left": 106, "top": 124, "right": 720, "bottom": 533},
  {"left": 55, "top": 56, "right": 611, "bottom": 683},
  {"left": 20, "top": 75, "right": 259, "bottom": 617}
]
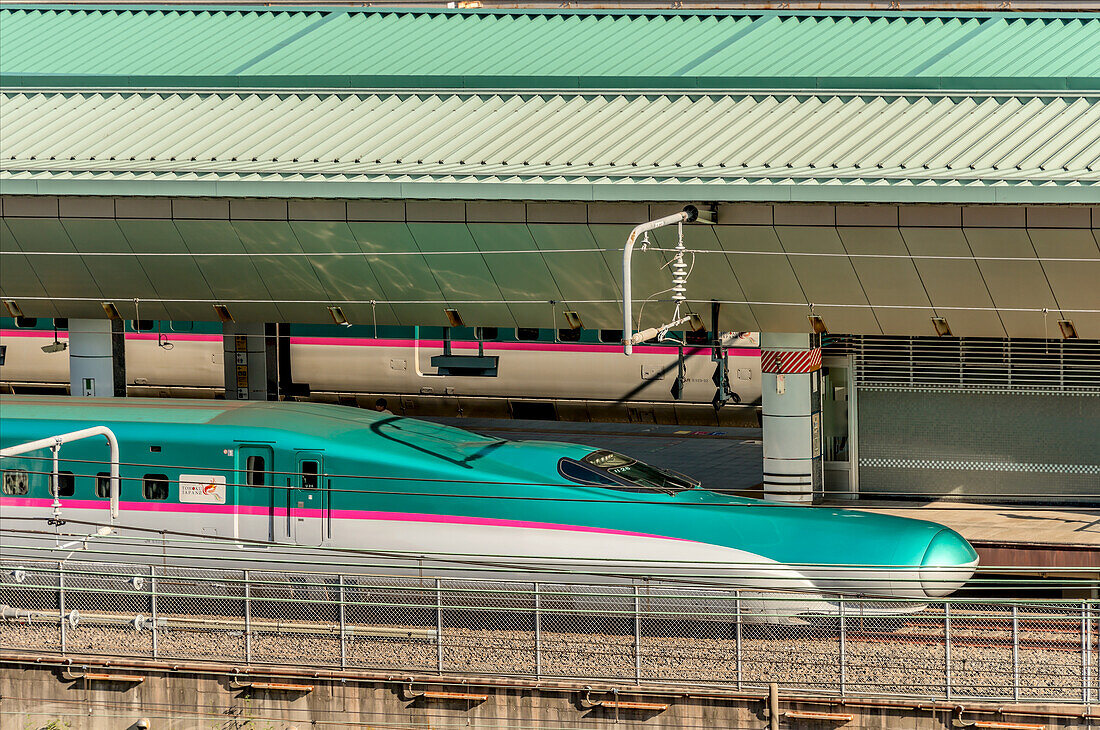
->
[
  {"left": 328, "top": 306, "right": 351, "bottom": 327},
  {"left": 562, "top": 311, "right": 584, "bottom": 330},
  {"left": 444, "top": 308, "right": 465, "bottom": 328}
]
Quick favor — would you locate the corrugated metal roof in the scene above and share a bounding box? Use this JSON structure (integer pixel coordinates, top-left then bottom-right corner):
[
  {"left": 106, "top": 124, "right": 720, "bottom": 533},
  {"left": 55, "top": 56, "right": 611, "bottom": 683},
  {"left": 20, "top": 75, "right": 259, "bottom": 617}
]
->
[
  {"left": 2, "top": 7, "right": 1099, "bottom": 89},
  {"left": 3, "top": 90, "right": 1098, "bottom": 202}
]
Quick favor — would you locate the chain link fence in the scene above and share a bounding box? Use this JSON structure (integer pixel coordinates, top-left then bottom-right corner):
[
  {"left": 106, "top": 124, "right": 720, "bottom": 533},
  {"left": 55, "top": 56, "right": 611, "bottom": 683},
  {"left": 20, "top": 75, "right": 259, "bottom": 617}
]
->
[{"left": 1, "top": 559, "right": 1096, "bottom": 703}]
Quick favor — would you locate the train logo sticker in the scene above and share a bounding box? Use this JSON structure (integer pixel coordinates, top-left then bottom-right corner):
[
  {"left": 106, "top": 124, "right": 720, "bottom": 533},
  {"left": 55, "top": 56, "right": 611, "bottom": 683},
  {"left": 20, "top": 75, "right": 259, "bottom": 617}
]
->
[{"left": 179, "top": 474, "right": 227, "bottom": 504}]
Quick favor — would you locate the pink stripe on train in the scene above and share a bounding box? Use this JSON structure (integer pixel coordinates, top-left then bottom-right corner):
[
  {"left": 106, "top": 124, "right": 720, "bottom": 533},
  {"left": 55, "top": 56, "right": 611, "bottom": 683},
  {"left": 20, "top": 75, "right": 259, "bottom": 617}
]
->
[
  {"left": 0, "top": 330, "right": 759, "bottom": 357},
  {"left": 1, "top": 497, "right": 691, "bottom": 543}
]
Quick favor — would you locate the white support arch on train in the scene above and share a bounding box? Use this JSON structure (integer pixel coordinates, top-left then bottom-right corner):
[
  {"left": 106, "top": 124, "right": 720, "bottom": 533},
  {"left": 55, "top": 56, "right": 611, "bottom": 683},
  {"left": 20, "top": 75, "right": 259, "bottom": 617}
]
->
[
  {"left": 621, "top": 205, "right": 701, "bottom": 356},
  {"left": 0, "top": 426, "right": 121, "bottom": 520}
]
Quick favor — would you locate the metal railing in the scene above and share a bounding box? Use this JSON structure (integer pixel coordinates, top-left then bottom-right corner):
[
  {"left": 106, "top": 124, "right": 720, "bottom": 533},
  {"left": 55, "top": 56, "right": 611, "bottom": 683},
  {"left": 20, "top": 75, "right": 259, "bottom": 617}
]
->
[{"left": 1, "top": 559, "right": 1096, "bottom": 704}]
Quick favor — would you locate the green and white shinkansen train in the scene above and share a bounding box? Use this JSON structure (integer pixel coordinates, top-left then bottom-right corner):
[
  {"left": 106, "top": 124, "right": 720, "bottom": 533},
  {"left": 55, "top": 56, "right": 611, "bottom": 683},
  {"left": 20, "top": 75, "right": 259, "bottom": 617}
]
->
[{"left": 0, "top": 396, "right": 978, "bottom": 617}]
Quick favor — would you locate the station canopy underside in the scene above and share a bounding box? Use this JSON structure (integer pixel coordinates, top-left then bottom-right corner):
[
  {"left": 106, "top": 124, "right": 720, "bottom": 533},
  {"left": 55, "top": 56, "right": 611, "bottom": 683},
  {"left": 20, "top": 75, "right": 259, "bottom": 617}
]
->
[
  {"left": 1, "top": 6, "right": 1098, "bottom": 338},
  {"left": 3, "top": 199, "right": 1099, "bottom": 339}
]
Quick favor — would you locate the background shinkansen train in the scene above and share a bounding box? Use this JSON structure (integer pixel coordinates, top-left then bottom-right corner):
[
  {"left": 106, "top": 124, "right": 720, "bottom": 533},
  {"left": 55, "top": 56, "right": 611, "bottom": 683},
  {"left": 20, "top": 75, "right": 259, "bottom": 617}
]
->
[{"left": 0, "top": 319, "right": 761, "bottom": 425}]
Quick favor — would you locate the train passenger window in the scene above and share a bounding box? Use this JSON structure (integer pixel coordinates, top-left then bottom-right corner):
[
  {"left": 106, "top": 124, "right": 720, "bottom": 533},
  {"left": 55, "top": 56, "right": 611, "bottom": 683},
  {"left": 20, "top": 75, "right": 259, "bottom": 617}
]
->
[
  {"left": 246, "top": 456, "right": 266, "bottom": 486},
  {"left": 475, "top": 327, "right": 498, "bottom": 341},
  {"left": 95, "top": 472, "right": 111, "bottom": 498},
  {"left": 130, "top": 320, "right": 155, "bottom": 332},
  {"left": 53, "top": 318, "right": 68, "bottom": 329},
  {"left": 52, "top": 471, "right": 75, "bottom": 498},
  {"left": 685, "top": 329, "right": 710, "bottom": 345},
  {"left": 557, "top": 328, "right": 581, "bottom": 342},
  {"left": 599, "top": 329, "right": 623, "bottom": 344},
  {"left": 143, "top": 474, "right": 169, "bottom": 500},
  {"left": 2, "top": 469, "right": 28, "bottom": 495},
  {"left": 301, "top": 461, "right": 319, "bottom": 489},
  {"left": 13, "top": 317, "right": 37, "bottom": 329},
  {"left": 516, "top": 328, "right": 540, "bottom": 341}
]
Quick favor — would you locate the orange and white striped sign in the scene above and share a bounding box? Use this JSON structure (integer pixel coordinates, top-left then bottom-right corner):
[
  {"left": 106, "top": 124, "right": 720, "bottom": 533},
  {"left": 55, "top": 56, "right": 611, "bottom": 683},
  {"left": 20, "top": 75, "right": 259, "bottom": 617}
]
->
[{"left": 761, "top": 348, "right": 822, "bottom": 374}]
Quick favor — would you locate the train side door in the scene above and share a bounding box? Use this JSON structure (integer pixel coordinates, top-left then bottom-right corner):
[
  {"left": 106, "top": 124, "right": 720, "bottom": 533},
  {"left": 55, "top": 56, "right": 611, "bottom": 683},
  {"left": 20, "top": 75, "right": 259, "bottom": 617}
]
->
[
  {"left": 291, "top": 452, "right": 324, "bottom": 546},
  {"left": 236, "top": 445, "right": 274, "bottom": 542}
]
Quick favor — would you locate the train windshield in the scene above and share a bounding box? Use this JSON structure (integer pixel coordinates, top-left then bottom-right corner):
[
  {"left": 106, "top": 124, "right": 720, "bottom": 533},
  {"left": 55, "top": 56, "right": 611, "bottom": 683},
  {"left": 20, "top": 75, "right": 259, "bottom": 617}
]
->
[{"left": 558, "top": 450, "right": 700, "bottom": 495}]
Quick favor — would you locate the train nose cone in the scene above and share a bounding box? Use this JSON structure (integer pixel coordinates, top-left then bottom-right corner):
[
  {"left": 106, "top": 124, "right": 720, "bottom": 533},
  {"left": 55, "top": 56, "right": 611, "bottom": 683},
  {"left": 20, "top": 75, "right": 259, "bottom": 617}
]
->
[{"left": 920, "top": 529, "right": 979, "bottom": 598}]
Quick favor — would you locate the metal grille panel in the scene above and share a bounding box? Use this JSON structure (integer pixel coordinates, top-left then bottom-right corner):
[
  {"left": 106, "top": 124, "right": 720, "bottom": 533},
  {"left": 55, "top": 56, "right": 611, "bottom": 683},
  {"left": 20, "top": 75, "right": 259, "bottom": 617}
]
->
[{"left": 826, "top": 336, "right": 1100, "bottom": 394}]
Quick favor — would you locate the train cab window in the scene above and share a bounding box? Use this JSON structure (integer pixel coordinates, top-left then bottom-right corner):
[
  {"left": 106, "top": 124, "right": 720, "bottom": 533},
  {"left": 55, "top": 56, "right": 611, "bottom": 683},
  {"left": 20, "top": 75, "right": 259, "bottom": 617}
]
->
[
  {"left": 559, "top": 451, "right": 699, "bottom": 495},
  {"left": 557, "top": 328, "right": 581, "bottom": 342},
  {"left": 2, "top": 469, "right": 28, "bottom": 495},
  {"left": 143, "top": 474, "right": 169, "bottom": 500},
  {"left": 516, "top": 327, "right": 540, "bottom": 341},
  {"left": 52, "top": 471, "right": 75, "bottom": 498},
  {"left": 301, "top": 461, "right": 319, "bottom": 489},
  {"left": 95, "top": 472, "right": 111, "bottom": 498},
  {"left": 13, "top": 317, "right": 37, "bottom": 329},
  {"left": 246, "top": 456, "right": 267, "bottom": 486},
  {"left": 599, "top": 329, "right": 623, "bottom": 344}
]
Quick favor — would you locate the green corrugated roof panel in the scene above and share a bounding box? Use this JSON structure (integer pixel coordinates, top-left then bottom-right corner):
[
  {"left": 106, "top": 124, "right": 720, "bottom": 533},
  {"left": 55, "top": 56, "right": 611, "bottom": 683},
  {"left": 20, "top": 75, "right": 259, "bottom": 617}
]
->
[
  {"left": 2, "top": 7, "right": 1099, "bottom": 90},
  {"left": 3, "top": 90, "right": 1098, "bottom": 202}
]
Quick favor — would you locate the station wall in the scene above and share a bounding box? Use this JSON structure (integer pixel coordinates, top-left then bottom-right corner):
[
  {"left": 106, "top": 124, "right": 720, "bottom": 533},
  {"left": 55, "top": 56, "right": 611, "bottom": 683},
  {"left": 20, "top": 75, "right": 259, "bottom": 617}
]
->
[
  {"left": 827, "top": 335, "right": 1100, "bottom": 501},
  {"left": 858, "top": 389, "right": 1100, "bottom": 499}
]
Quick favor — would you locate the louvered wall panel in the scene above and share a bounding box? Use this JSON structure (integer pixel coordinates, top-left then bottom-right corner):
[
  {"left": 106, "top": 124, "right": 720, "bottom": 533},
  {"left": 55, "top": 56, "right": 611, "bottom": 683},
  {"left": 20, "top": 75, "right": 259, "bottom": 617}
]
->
[
  {"left": 824, "top": 335, "right": 1100, "bottom": 500},
  {"left": 827, "top": 335, "right": 1100, "bottom": 394}
]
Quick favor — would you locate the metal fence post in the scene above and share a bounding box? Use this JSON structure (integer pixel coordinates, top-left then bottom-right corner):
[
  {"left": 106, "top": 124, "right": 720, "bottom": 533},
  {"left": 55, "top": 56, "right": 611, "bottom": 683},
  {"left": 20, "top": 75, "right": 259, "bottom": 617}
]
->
[
  {"left": 634, "top": 585, "right": 642, "bottom": 684},
  {"left": 1086, "top": 602, "right": 1095, "bottom": 708},
  {"left": 534, "top": 582, "right": 542, "bottom": 680},
  {"left": 436, "top": 578, "right": 444, "bottom": 674},
  {"left": 1011, "top": 604, "right": 1019, "bottom": 703},
  {"left": 244, "top": 570, "right": 251, "bottom": 665},
  {"left": 735, "top": 589, "right": 742, "bottom": 691},
  {"left": 1083, "top": 601, "right": 1089, "bottom": 704},
  {"left": 944, "top": 602, "right": 952, "bottom": 701},
  {"left": 150, "top": 565, "right": 158, "bottom": 660},
  {"left": 339, "top": 574, "right": 346, "bottom": 670},
  {"left": 838, "top": 598, "right": 847, "bottom": 697},
  {"left": 58, "top": 561, "right": 66, "bottom": 655}
]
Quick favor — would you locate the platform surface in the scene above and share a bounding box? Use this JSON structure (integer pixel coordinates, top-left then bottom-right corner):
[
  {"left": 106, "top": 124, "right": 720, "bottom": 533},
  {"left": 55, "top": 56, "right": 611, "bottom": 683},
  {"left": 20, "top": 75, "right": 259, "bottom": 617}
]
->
[{"left": 427, "top": 416, "right": 764, "bottom": 492}]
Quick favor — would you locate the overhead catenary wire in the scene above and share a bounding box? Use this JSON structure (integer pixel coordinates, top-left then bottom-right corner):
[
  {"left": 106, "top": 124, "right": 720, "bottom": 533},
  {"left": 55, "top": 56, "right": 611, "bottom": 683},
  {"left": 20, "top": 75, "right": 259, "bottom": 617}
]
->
[
  {"left": 4, "top": 295, "right": 1100, "bottom": 314},
  {"left": 4, "top": 248, "right": 1098, "bottom": 263},
  {"left": 2, "top": 536, "right": 1094, "bottom": 595},
  {"left": 5, "top": 533, "right": 1094, "bottom": 596}
]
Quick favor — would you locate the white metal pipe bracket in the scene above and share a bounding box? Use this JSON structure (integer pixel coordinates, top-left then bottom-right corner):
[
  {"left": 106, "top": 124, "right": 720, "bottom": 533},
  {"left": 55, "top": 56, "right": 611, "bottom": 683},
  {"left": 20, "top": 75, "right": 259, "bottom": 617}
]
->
[
  {"left": 1, "top": 426, "right": 121, "bottom": 520},
  {"left": 623, "top": 205, "right": 698, "bottom": 355}
]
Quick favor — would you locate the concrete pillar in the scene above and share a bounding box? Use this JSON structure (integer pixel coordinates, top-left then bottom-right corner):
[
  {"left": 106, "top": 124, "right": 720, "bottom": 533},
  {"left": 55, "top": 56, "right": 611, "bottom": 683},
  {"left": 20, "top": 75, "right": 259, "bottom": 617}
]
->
[
  {"left": 760, "top": 333, "right": 822, "bottom": 503},
  {"left": 68, "top": 319, "right": 126, "bottom": 397},
  {"left": 223, "top": 323, "right": 279, "bottom": 400}
]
